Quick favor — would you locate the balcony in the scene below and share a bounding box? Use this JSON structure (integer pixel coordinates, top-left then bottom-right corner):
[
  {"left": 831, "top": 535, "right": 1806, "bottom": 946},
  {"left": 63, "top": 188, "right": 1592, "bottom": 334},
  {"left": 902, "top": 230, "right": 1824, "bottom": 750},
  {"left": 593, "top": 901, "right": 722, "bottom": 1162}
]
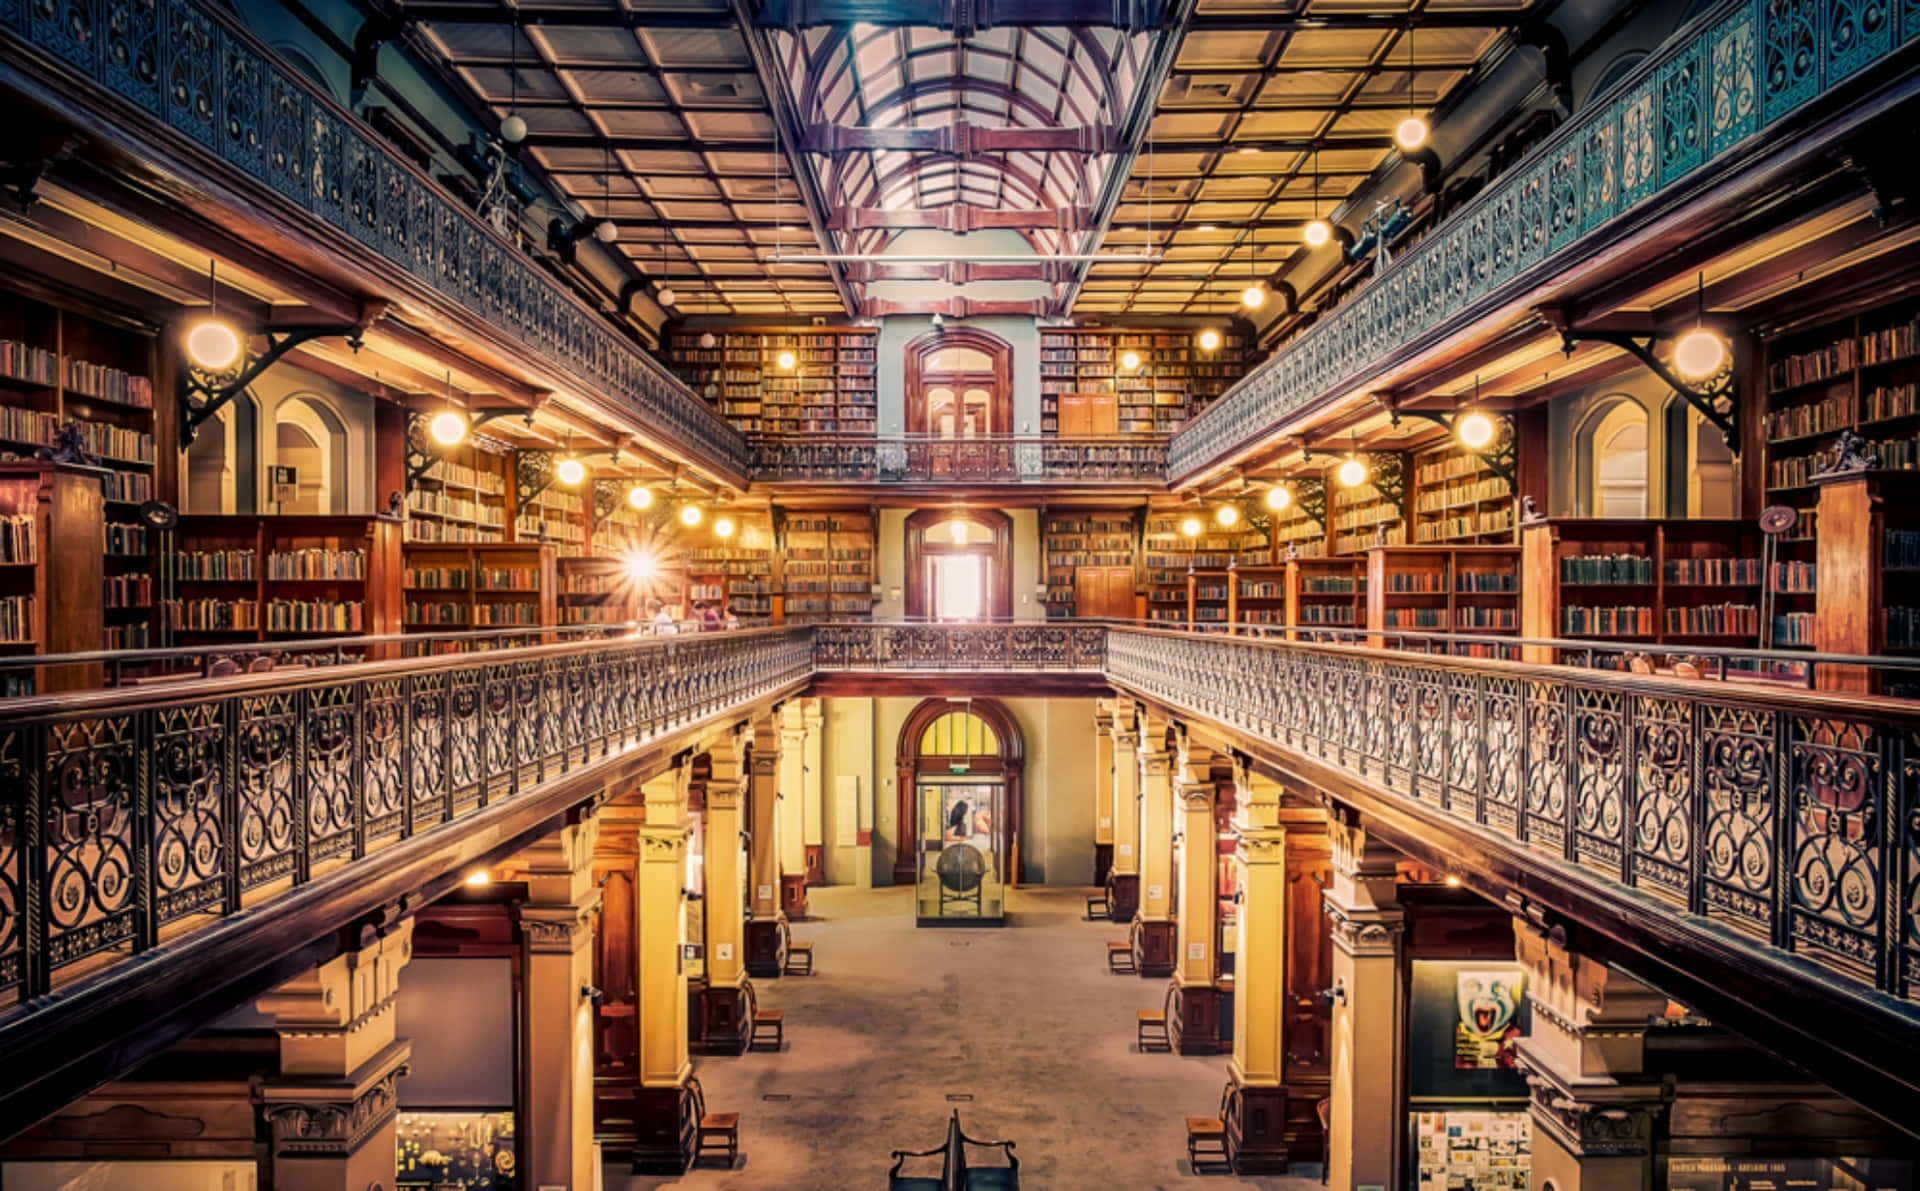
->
[{"left": 748, "top": 434, "right": 1168, "bottom": 485}]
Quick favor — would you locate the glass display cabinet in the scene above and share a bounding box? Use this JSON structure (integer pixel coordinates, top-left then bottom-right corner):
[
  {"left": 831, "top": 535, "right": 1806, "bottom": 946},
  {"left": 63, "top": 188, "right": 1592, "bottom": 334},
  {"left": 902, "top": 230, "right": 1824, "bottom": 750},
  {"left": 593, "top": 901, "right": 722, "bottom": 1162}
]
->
[
  {"left": 914, "top": 779, "right": 1006, "bottom": 926},
  {"left": 396, "top": 1110, "right": 516, "bottom": 1190}
]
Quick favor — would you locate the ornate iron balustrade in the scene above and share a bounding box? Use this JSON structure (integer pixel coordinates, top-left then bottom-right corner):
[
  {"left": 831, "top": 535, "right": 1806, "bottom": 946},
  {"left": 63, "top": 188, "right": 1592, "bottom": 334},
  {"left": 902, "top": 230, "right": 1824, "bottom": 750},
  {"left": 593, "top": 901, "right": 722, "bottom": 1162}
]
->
[
  {"left": 748, "top": 435, "right": 1168, "bottom": 484},
  {"left": 1, "top": 0, "right": 748, "bottom": 481},
  {"left": 1103, "top": 626, "right": 1920, "bottom": 1007},
  {"left": 0, "top": 628, "right": 811, "bottom": 1006},
  {"left": 811, "top": 622, "right": 1108, "bottom": 670},
  {"left": 1167, "top": 0, "right": 1920, "bottom": 483}
]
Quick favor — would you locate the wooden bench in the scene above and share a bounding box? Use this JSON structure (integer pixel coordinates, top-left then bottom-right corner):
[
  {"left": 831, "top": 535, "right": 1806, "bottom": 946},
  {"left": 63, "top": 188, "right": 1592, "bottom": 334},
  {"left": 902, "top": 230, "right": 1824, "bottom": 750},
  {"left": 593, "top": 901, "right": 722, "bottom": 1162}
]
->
[
  {"left": 1105, "top": 941, "right": 1136, "bottom": 974},
  {"left": 1136, "top": 1009, "right": 1170, "bottom": 1052},
  {"left": 888, "top": 1110, "right": 1019, "bottom": 1191},
  {"left": 688, "top": 1078, "right": 738, "bottom": 1170},
  {"left": 784, "top": 939, "right": 815, "bottom": 975}
]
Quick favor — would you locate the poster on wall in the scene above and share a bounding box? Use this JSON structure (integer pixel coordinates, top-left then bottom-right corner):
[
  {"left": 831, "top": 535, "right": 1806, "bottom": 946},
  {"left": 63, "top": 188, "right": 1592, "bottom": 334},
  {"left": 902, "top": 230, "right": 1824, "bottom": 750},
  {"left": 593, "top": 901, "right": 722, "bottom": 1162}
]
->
[
  {"left": 1667, "top": 1157, "right": 1914, "bottom": 1191},
  {"left": 1412, "top": 1110, "right": 1530, "bottom": 1191},
  {"left": 942, "top": 785, "right": 993, "bottom": 847},
  {"left": 1454, "top": 969, "right": 1527, "bottom": 1069}
]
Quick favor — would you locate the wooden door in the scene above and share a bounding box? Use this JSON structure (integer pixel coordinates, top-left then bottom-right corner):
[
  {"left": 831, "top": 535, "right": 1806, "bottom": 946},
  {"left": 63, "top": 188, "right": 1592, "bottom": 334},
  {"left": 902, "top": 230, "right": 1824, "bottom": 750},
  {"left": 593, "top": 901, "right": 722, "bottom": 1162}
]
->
[
  {"left": 1074, "top": 566, "right": 1135, "bottom": 619},
  {"left": 1059, "top": 394, "right": 1090, "bottom": 436}
]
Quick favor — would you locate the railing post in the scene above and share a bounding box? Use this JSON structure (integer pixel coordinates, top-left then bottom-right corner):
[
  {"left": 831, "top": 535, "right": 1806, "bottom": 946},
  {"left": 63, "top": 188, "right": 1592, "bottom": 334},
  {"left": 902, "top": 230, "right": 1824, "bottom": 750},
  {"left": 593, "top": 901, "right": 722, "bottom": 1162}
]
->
[
  {"left": 21, "top": 721, "right": 48, "bottom": 999},
  {"left": 1770, "top": 709, "right": 1794, "bottom": 953}
]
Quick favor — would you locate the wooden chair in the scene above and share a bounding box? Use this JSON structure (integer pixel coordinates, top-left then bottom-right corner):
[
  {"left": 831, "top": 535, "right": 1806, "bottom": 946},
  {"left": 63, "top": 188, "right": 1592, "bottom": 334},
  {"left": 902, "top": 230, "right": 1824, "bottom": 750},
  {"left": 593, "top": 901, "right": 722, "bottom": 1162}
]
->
[
  {"left": 1084, "top": 890, "right": 1111, "bottom": 920},
  {"left": 1317, "top": 1097, "right": 1332, "bottom": 1185},
  {"left": 744, "top": 984, "right": 785, "bottom": 1052},
  {"left": 784, "top": 939, "right": 815, "bottom": 976},
  {"left": 1136, "top": 1008, "right": 1170, "bottom": 1052},
  {"left": 1185, "top": 1084, "right": 1233, "bottom": 1174},
  {"left": 1105, "top": 940, "right": 1136, "bottom": 974},
  {"left": 688, "top": 1077, "right": 738, "bottom": 1170}
]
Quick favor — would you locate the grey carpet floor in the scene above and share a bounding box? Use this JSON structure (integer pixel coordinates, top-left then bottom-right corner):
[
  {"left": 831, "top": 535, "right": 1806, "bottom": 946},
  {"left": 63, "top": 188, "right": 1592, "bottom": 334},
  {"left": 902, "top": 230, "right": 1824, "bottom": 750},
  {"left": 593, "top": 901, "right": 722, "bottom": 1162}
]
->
[{"left": 609, "top": 884, "right": 1324, "bottom": 1191}]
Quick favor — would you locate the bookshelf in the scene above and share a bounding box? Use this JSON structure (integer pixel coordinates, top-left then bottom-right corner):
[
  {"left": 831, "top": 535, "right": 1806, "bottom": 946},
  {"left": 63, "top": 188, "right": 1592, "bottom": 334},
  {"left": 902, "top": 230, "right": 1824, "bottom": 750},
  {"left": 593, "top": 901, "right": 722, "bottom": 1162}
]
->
[
  {"left": 0, "top": 463, "right": 105, "bottom": 692},
  {"left": 780, "top": 511, "right": 873, "bottom": 622},
  {"left": 1331, "top": 478, "right": 1405, "bottom": 557},
  {"left": 557, "top": 555, "right": 652, "bottom": 629},
  {"left": 666, "top": 329, "right": 878, "bottom": 435},
  {"left": 164, "top": 515, "right": 402, "bottom": 647},
  {"left": 1519, "top": 519, "right": 1762, "bottom": 655},
  {"left": 1812, "top": 468, "right": 1920, "bottom": 692},
  {"left": 402, "top": 541, "right": 556, "bottom": 639},
  {"left": 1281, "top": 557, "right": 1366, "bottom": 636},
  {"left": 1143, "top": 514, "right": 1268, "bottom": 625},
  {"left": 1267, "top": 497, "right": 1328, "bottom": 559},
  {"left": 1039, "top": 329, "right": 1250, "bottom": 436},
  {"left": 1042, "top": 510, "right": 1138, "bottom": 618},
  {"left": 1412, "top": 443, "right": 1515, "bottom": 545},
  {"left": 1365, "top": 545, "right": 1520, "bottom": 652},
  {"left": 514, "top": 484, "right": 586, "bottom": 557},
  {"left": 406, "top": 441, "right": 508, "bottom": 545},
  {"left": 685, "top": 517, "right": 775, "bottom": 620}
]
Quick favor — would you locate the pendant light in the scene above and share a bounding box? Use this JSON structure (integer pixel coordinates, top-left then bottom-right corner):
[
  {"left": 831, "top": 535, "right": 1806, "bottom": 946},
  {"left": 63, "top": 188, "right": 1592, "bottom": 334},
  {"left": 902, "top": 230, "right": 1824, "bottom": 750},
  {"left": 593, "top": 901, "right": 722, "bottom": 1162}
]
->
[
  {"left": 1395, "top": 26, "right": 1429, "bottom": 151},
  {"left": 1241, "top": 240, "right": 1265, "bottom": 308},
  {"left": 1672, "top": 272, "right": 1729, "bottom": 381},
  {"left": 1265, "top": 484, "right": 1292, "bottom": 512},
  {"left": 184, "top": 261, "right": 243, "bottom": 372},
  {"left": 627, "top": 484, "right": 654, "bottom": 511},
  {"left": 428, "top": 371, "right": 467, "bottom": 447},
  {"left": 1455, "top": 374, "right": 1496, "bottom": 450},
  {"left": 1303, "top": 147, "right": 1332, "bottom": 248},
  {"left": 500, "top": 17, "right": 527, "bottom": 144}
]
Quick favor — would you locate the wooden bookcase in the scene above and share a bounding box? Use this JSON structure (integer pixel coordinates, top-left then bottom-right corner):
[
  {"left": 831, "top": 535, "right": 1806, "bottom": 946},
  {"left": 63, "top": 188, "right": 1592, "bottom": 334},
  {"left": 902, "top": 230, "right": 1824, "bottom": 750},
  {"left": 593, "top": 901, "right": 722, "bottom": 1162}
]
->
[
  {"left": 514, "top": 484, "right": 586, "bottom": 557},
  {"left": 1143, "top": 514, "right": 1267, "bottom": 625},
  {"left": 1230, "top": 563, "right": 1288, "bottom": 628},
  {"left": 1331, "top": 478, "right": 1405, "bottom": 557},
  {"left": 779, "top": 511, "right": 872, "bottom": 623},
  {"left": 667, "top": 329, "right": 878, "bottom": 435},
  {"left": 1411, "top": 443, "right": 1514, "bottom": 545},
  {"left": 406, "top": 442, "right": 508, "bottom": 545},
  {"left": 1039, "top": 329, "right": 1250, "bottom": 436},
  {"left": 0, "top": 463, "right": 105, "bottom": 692},
  {"left": 685, "top": 517, "right": 775, "bottom": 620},
  {"left": 1282, "top": 557, "right": 1366, "bottom": 636},
  {"left": 164, "top": 515, "right": 402, "bottom": 646},
  {"left": 1268, "top": 499, "right": 1329, "bottom": 559},
  {"left": 1366, "top": 545, "right": 1520, "bottom": 650},
  {"left": 1519, "top": 519, "right": 1762, "bottom": 656},
  {"left": 402, "top": 541, "right": 555, "bottom": 636},
  {"left": 1812, "top": 468, "right": 1920, "bottom": 691},
  {"left": 557, "top": 555, "right": 645, "bottom": 629},
  {"left": 1043, "top": 510, "right": 1138, "bottom": 618}
]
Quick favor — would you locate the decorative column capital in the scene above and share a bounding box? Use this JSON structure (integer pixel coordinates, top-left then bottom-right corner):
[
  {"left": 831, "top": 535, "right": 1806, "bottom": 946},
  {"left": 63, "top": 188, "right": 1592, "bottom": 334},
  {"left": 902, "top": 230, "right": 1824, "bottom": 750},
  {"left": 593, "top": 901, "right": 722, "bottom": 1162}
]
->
[
  {"left": 1515, "top": 1053, "right": 1669, "bottom": 1158},
  {"left": 1234, "top": 824, "right": 1285, "bottom": 865},
  {"left": 520, "top": 895, "right": 603, "bottom": 954},
  {"left": 1138, "top": 749, "right": 1171, "bottom": 781},
  {"left": 256, "top": 919, "right": 413, "bottom": 1042},
  {"left": 260, "top": 1039, "right": 410, "bottom": 1160},
  {"left": 639, "top": 824, "right": 689, "bottom": 864},
  {"left": 1322, "top": 897, "right": 1405, "bottom": 958}
]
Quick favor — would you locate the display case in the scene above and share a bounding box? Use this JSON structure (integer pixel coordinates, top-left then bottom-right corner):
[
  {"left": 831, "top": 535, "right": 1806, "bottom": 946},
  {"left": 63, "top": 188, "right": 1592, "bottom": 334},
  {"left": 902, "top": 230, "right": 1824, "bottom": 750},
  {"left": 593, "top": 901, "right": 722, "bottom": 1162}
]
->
[
  {"left": 395, "top": 1109, "right": 516, "bottom": 1190},
  {"left": 914, "top": 779, "right": 1007, "bottom": 927}
]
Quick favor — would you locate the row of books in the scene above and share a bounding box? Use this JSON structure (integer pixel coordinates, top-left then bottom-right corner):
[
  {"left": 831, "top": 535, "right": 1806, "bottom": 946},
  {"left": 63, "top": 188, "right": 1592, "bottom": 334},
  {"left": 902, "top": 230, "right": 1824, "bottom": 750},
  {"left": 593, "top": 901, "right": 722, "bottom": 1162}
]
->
[
  {"left": 266, "top": 599, "right": 364, "bottom": 633},
  {"left": 0, "top": 338, "right": 57, "bottom": 386},
  {"left": 1455, "top": 570, "right": 1518, "bottom": 592},
  {"left": 269, "top": 548, "right": 365, "bottom": 581},
  {"left": 1886, "top": 605, "right": 1920, "bottom": 649},
  {"left": 1770, "top": 339, "right": 1855, "bottom": 391},
  {"left": 107, "top": 622, "right": 150, "bottom": 650},
  {"left": 1772, "top": 561, "right": 1817, "bottom": 592},
  {"left": 1562, "top": 606, "right": 1654, "bottom": 635},
  {"left": 1416, "top": 476, "right": 1509, "bottom": 511},
  {"left": 1560, "top": 553, "right": 1656, "bottom": 585},
  {"left": 169, "top": 549, "right": 256, "bottom": 580},
  {"left": 1415, "top": 509, "right": 1513, "bottom": 542},
  {"left": 71, "top": 420, "right": 153, "bottom": 463},
  {"left": 104, "top": 573, "right": 152, "bottom": 607},
  {"left": 419, "top": 458, "right": 506, "bottom": 493},
  {"left": 406, "top": 519, "right": 504, "bottom": 544},
  {"left": 103, "top": 472, "right": 152, "bottom": 502},
  {"left": 1663, "top": 557, "right": 1760, "bottom": 585},
  {"left": 104, "top": 523, "right": 148, "bottom": 555},
  {"left": 408, "top": 489, "right": 506, "bottom": 526},
  {"left": 1764, "top": 394, "right": 1851, "bottom": 441},
  {"left": 62, "top": 358, "right": 154, "bottom": 408},
  {"left": 1665, "top": 602, "right": 1759, "bottom": 636},
  {"left": 164, "top": 599, "right": 258, "bottom": 630},
  {"left": 0, "top": 514, "right": 33, "bottom": 563},
  {"left": 0, "top": 593, "right": 32, "bottom": 642},
  {"left": 1384, "top": 573, "right": 1447, "bottom": 593}
]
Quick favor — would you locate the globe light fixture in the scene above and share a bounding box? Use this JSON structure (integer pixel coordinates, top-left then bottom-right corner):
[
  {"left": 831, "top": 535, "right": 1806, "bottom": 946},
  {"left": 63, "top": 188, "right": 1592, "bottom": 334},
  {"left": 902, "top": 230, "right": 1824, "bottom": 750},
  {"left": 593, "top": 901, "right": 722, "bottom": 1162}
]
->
[
  {"left": 1215, "top": 504, "right": 1240, "bottom": 528},
  {"left": 714, "top": 516, "right": 736, "bottom": 539},
  {"left": 1395, "top": 115, "right": 1429, "bottom": 151},
  {"left": 1120, "top": 350, "right": 1142, "bottom": 371},
  {"left": 1197, "top": 328, "right": 1222, "bottom": 352},
  {"left": 184, "top": 316, "right": 243, "bottom": 372},
  {"left": 656, "top": 286, "right": 676, "bottom": 308},
  {"left": 500, "top": 113, "right": 527, "bottom": 144},
  {"left": 1241, "top": 284, "right": 1266, "bottom": 310},
  {"left": 593, "top": 219, "right": 618, "bottom": 243},
  {"left": 1672, "top": 327, "right": 1729, "bottom": 381},
  {"left": 679, "top": 503, "right": 704, "bottom": 528},
  {"left": 1336, "top": 456, "right": 1369, "bottom": 488},
  {"left": 428, "top": 410, "right": 469, "bottom": 448},
  {"left": 556, "top": 456, "right": 587, "bottom": 486},
  {"left": 1180, "top": 514, "right": 1204, "bottom": 538},
  {"left": 1265, "top": 485, "right": 1292, "bottom": 512},
  {"left": 777, "top": 350, "right": 797, "bottom": 370},
  {"left": 1303, "top": 218, "right": 1333, "bottom": 249},
  {"left": 1457, "top": 410, "right": 1497, "bottom": 450},
  {"left": 698, "top": 331, "right": 718, "bottom": 350},
  {"left": 627, "top": 485, "right": 654, "bottom": 511}
]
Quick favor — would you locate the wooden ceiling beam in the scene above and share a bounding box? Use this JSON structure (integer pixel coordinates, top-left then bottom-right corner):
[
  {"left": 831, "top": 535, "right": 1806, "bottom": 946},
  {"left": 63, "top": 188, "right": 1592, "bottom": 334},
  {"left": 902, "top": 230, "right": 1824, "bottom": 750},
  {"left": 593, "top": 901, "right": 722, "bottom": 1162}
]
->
[
  {"left": 802, "top": 121, "right": 1123, "bottom": 155},
  {"left": 864, "top": 297, "right": 1051, "bottom": 317}
]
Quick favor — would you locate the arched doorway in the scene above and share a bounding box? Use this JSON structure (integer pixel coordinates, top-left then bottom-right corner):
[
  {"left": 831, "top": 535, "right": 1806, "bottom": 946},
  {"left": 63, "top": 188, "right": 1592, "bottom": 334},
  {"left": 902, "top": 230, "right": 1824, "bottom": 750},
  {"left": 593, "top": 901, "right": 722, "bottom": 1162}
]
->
[
  {"left": 905, "top": 328, "right": 1012, "bottom": 437},
  {"left": 895, "top": 698, "right": 1024, "bottom": 922},
  {"left": 905, "top": 507, "right": 1012, "bottom": 621}
]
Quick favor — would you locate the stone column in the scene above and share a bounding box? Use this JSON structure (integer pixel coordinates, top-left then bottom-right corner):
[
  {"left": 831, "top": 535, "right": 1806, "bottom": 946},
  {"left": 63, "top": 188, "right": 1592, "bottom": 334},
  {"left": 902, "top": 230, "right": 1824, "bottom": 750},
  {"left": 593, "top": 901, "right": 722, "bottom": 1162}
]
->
[
  {"left": 519, "top": 816, "right": 602, "bottom": 1191},
  {"left": 256, "top": 917, "right": 413, "bottom": 1191},
  {"left": 1225, "top": 762, "right": 1288, "bottom": 1173},
  {"left": 1323, "top": 809, "right": 1406, "bottom": 1191},
  {"left": 801, "top": 699, "right": 825, "bottom": 887},
  {"left": 745, "top": 716, "right": 787, "bottom": 976},
  {"left": 1513, "top": 920, "right": 1668, "bottom": 1191},
  {"left": 633, "top": 767, "right": 695, "bottom": 1173},
  {"left": 1108, "top": 703, "right": 1142, "bottom": 921},
  {"left": 778, "top": 700, "right": 810, "bottom": 918},
  {"left": 1170, "top": 737, "right": 1223, "bottom": 1053},
  {"left": 697, "top": 730, "right": 750, "bottom": 1054},
  {"left": 1093, "top": 699, "right": 1117, "bottom": 887},
  {"left": 1132, "top": 708, "right": 1176, "bottom": 977}
]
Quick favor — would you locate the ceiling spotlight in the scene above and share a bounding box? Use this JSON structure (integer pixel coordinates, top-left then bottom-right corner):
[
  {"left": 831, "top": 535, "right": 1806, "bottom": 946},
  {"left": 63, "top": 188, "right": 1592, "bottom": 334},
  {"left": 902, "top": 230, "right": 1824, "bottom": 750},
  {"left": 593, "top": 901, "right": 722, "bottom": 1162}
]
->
[
  {"left": 1198, "top": 224, "right": 1217, "bottom": 232},
  {"left": 500, "top": 113, "right": 527, "bottom": 144},
  {"left": 1457, "top": 411, "right": 1497, "bottom": 450},
  {"left": 184, "top": 316, "right": 243, "bottom": 372},
  {"left": 1672, "top": 327, "right": 1729, "bottom": 381},
  {"left": 1215, "top": 504, "right": 1240, "bottom": 528},
  {"left": 1265, "top": 485, "right": 1292, "bottom": 512},
  {"left": 1180, "top": 515, "right": 1204, "bottom": 538},
  {"left": 777, "top": 350, "right": 797, "bottom": 370},
  {"left": 556, "top": 456, "right": 587, "bottom": 486},
  {"left": 1237, "top": 146, "right": 1260, "bottom": 155},
  {"left": 1121, "top": 350, "right": 1142, "bottom": 371},
  {"left": 698, "top": 331, "right": 717, "bottom": 350},
  {"left": 627, "top": 485, "right": 654, "bottom": 511},
  {"left": 1304, "top": 218, "right": 1333, "bottom": 248},
  {"left": 1241, "top": 284, "right": 1267, "bottom": 310},
  {"left": 428, "top": 410, "right": 469, "bottom": 448},
  {"left": 679, "top": 503, "right": 704, "bottom": 527},
  {"left": 1336, "top": 456, "right": 1369, "bottom": 488},
  {"left": 1395, "top": 115, "right": 1429, "bottom": 151},
  {"left": 714, "top": 515, "right": 736, "bottom": 539},
  {"left": 1197, "top": 328, "right": 1222, "bottom": 352},
  {"left": 465, "top": 869, "right": 491, "bottom": 887}
]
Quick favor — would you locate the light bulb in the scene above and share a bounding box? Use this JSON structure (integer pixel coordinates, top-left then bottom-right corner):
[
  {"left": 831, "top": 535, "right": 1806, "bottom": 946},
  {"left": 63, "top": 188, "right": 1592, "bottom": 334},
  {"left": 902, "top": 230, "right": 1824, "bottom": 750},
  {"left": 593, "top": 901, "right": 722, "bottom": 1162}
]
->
[
  {"left": 1265, "top": 486, "right": 1292, "bottom": 512},
  {"left": 624, "top": 549, "right": 658, "bottom": 583},
  {"left": 500, "top": 113, "right": 527, "bottom": 144},
  {"left": 1336, "top": 457, "right": 1368, "bottom": 488},
  {"left": 428, "top": 410, "right": 468, "bottom": 447},
  {"left": 556, "top": 456, "right": 587, "bottom": 486},
  {"left": 1303, "top": 219, "right": 1332, "bottom": 248},
  {"left": 593, "top": 219, "right": 618, "bottom": 243},
  {"left": 184, "top": 317, "right": 243, "bottom": 372},
  {"left": 1121, "top": 350, "right": 1142, "bottom": 371},
  {"left": 698, "top": 331, "right": 717, "bottom": 350},
  {"left": 1180, "top": 515, "right": 1203, "bottom": 538},
  {"left": 714, "top": 516, "right": 736, "bottom": 539},
  {"left": 656, "top": 287, "right": 676, "bottom": 308},
  {"left": 777, "top": 350, "right": 797, "bottom": 370},
  {"left": 679, "top": 503, "right": 703, "bottom": 527},
  {"left": 1672, "top": 328, "right": 1728, "bottom": 381},
  {"left": 1241, "top": 285, "right": 1266, "bottom": 309},
  {"left": 465, "top": 869, "right": 491, "bottom": 887},
  {"left": 627, "top": 485, "right": 654, "bottom": 511},
  {"left": 1457, "top": 411, "right": 1497, "bottom": 450},
  {"left": 1197, "top": 328, "right": 1221, "bottom": 352},
  {"left": 1215, "top": 504, "right": 1240, "bottom": 528},
  {"left": 948, "top": 518, "right": 969, "bottom": 545},
  {"left": 1395, "top": 115, "right": 1429, "bottom": 151}
]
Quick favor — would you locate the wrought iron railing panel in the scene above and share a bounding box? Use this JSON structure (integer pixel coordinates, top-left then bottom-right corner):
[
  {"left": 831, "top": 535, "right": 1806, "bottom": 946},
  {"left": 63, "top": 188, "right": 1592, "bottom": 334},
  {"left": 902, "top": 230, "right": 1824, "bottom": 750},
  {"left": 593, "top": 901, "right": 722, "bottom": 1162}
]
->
[
  {"left": 3, "top": 0, "right": 747, "bottom": 480},
  {"left": 809, "top": 622, "right": 1108, "bottom": 672},
  {"left": 1167, "top": 0, "right": 1916, "bottom": 482},
  {"left": 747, "top": 436, "right": 1168, "bottom": 485},
  {"left": 1103, "top": 627, "right": 1920, "bottom": 1007},
  {"left": 0, "top": 629, "right": 810, "bottom": 1005}
]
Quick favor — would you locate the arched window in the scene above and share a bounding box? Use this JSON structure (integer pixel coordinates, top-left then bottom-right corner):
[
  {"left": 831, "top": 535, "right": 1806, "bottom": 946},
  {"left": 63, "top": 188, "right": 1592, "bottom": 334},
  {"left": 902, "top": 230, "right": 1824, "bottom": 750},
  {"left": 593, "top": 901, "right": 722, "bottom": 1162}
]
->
[
  {"left": 904, "top": 507, "right": 1012, "bottom": 620},
  {"left": 919, "top": 710, "right": 1000, "bottom": 757},
  {"left": 895, "top": 698, "right": 1025, "bottom": 919},
  {"left": 1582, "top": 399, "right": 1649, "bottom": 517},
  {"left": 272, "top": 394, "right": 349, "bottom": 514},
  {"left": 904, "top": 329, "right": 1011, "bottom": 437}
]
